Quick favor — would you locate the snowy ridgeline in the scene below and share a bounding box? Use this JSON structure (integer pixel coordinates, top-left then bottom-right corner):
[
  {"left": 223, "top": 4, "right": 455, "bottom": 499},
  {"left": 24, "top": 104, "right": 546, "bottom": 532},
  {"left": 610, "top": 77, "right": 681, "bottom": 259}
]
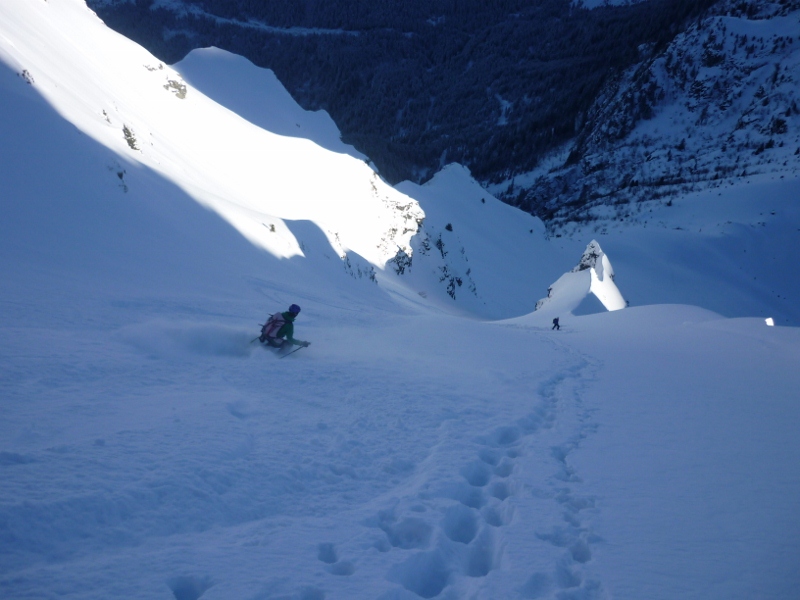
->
[
  {"left": 0, "top": 0, "right": 598, "bottom": 321},
  {"left": 177, "top": 50, "right": 577, "bottom": 318},
  {"left": 0, "top": 0, "right": 425, "bottom": 271},
  {"left": 507, "top": 0, "right": 800, "bottom": 226}
]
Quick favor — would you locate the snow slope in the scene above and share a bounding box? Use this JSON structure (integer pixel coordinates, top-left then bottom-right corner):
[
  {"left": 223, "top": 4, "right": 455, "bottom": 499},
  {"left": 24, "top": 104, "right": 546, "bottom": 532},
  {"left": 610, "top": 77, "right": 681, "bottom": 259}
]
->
[
  {"left": 2, "top": 2, "right": 800, "bottom": 600},
  {"left": 175, "top": 47, "right": 365, "bottom": 161},
  {"left": 0, "top": 0, "right": 421, "bottom": 268}
]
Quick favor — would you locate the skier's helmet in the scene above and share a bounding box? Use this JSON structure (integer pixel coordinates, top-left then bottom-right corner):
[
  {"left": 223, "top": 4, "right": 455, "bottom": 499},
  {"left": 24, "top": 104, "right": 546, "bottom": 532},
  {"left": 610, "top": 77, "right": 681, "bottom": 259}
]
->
[{"left": 288, "top": 304, "right": 301, "bottom": 315}]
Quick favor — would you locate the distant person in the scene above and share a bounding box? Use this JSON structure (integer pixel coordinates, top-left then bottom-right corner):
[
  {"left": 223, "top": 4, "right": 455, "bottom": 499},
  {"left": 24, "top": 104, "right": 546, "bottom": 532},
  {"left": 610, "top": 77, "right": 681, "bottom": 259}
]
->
[
  {"left": 259, "top": 304, "right": 310, "bottom": 353},
  {"left": 552, "top": 317, "right": 560, "bottom": 331}
]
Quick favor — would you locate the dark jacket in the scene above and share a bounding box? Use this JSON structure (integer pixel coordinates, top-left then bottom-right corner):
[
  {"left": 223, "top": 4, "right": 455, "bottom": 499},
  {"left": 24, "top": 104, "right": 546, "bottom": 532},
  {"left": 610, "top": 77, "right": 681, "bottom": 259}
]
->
[{"left": 275, "top": 312, "right": 306, "bottom": 346}]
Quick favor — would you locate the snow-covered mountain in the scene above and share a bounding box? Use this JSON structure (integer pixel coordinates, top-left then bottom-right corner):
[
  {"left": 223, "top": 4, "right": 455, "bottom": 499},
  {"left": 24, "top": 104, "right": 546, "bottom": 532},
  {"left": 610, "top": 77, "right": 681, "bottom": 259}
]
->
[
  {"left": 1, "top": 2, "right": 799, "bottom": 600},
  {"left": 0, "top": 0, "right": 425, "bottom": 270},
  {"left": 506, "top": 0, "right": 800, "bottom": 225},
  {"left": 0, "top": 0, "right": 584, "bottom": 320},
  {"left": 87, "top": 0, "right": 718, "bottom": 187}
]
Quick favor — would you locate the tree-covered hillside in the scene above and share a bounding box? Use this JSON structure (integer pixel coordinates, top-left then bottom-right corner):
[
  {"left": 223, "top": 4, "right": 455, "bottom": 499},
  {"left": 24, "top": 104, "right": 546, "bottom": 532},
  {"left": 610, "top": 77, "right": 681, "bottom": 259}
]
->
[{"left": 89, "top": 0, "right": 716, "bottom": 185}]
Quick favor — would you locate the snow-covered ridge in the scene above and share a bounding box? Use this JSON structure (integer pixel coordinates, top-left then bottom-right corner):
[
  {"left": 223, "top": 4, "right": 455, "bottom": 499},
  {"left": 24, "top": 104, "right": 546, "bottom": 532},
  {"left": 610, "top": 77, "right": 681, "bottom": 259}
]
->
[
  {"left": 0, "top": 0, "right": 588, "bottom": 325},
  {"left": 392, "top": 164, "right": 571, "bottom": 318},
  {"left": 0, "top": 0, "right": 416, "bottom": 268},
  {"left": 0, "top": 0, "right": 578, "bottom": 320}
]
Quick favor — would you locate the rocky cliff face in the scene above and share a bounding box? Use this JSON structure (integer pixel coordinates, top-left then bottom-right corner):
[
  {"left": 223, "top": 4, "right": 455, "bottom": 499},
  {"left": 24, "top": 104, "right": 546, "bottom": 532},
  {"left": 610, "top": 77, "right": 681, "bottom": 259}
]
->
[{"left": 505, "top": 0, "right": 800, "bottom": 228}]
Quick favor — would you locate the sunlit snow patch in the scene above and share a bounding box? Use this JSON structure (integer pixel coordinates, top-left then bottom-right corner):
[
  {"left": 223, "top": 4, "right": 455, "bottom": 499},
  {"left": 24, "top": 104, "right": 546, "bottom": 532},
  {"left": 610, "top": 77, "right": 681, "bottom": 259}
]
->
[
  {"left": 0, "top": 0, "right": 422, "bottom": 267},
  {"left": 765, "top": 317, "right": 775, "bottom": 327}
]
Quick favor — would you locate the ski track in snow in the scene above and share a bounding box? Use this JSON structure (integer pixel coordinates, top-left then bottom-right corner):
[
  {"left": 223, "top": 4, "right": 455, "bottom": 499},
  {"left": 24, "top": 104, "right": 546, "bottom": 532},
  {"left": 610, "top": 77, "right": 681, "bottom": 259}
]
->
[{"left": 522, "top": 343, "right": 605, "bottom": 600}]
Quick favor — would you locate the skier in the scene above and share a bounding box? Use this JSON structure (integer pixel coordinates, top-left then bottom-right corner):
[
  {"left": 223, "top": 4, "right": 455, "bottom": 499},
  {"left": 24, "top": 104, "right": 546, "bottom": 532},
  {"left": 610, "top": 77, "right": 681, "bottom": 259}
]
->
[
  {"left": 552, "top": 317, "right": 560, "bottom": 331},
  {"left": 259, "top": 304, "right": 310, "bottom": 354}
]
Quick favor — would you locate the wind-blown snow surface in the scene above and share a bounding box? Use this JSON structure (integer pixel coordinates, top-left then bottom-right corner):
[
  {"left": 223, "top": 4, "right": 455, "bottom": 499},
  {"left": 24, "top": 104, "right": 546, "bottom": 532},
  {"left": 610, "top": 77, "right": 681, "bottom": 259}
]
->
[{"left": 2, "top": 2, "right": 800, "bottom": 600}]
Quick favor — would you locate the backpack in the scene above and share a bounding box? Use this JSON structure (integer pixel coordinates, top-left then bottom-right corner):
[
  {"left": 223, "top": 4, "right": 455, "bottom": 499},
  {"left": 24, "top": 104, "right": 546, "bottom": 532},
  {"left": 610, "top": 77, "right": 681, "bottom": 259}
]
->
[{"left": 261, "top": 312, "right": 286, "bottom": 340}]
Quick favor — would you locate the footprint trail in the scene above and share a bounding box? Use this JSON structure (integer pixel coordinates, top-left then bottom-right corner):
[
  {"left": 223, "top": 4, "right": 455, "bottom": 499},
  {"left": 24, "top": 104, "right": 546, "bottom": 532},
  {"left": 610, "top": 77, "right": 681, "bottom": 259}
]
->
[{"left": 310, "top": 341, "right": 606, "bottom": 599}]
